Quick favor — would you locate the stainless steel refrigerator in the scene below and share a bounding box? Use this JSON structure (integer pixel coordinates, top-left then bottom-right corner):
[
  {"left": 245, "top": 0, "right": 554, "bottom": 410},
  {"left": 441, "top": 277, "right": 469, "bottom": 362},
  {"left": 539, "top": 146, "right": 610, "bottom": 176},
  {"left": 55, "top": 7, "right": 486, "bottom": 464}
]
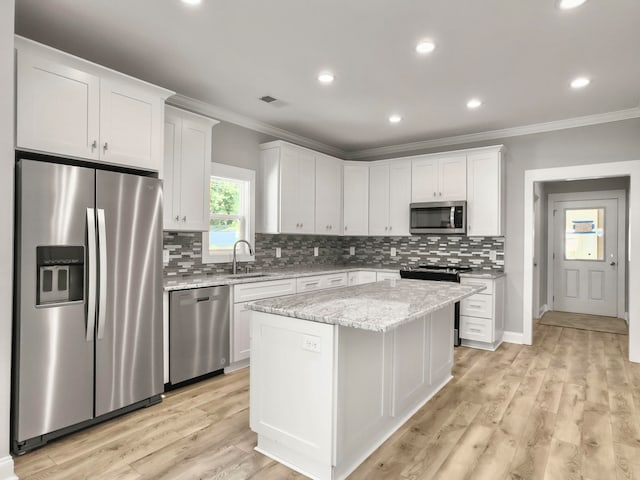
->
[{"left": 13, "top": 158, "right": 164, "bottom": 454}]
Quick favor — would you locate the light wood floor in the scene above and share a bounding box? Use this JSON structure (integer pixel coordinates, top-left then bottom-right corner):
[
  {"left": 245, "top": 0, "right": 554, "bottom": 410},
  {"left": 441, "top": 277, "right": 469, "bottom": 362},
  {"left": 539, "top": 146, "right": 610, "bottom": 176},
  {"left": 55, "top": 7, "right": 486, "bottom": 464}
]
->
[{"left": 14, "top": 322, "right": 640, "bottom": 480}]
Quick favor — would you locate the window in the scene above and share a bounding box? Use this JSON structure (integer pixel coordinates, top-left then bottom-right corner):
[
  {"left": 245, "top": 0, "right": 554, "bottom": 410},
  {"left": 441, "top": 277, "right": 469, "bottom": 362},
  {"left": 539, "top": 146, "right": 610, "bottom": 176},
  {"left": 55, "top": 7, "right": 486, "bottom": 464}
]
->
[
  {"left": 202, "top": 163, "right": 255, "bottom": 264},
  {"left": 564, "top": 207, "right": 605, "bottom": 261}
]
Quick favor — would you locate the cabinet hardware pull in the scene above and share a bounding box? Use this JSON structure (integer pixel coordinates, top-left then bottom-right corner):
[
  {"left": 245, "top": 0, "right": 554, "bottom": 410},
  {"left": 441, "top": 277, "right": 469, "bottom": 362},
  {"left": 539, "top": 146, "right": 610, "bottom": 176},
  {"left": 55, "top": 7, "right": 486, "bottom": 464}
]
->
[
  {"left": 175, "top": 215, "right": 180, "bottom": 221},
  {"left": 91, "top": 140, "right": 97, "bottom": 150},
  {"left": 433, "top": 192, "right": 436, "bottom": 197},
  {"left": 439, "top": 192, "right": 442, "bottom": 196},
  {"left": 182, "top": 216, "right": 187, "bottom": 222},
  {"left": 103, "top": 142, "right": 109, "bottom": 152}
]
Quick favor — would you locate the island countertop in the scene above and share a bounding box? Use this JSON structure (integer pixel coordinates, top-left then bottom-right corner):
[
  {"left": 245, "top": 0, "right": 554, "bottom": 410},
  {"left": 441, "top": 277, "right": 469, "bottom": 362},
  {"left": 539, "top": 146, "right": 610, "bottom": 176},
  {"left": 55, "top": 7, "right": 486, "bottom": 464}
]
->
[{"left": 246, "top": 278, "right": 485, "bottom": 332}]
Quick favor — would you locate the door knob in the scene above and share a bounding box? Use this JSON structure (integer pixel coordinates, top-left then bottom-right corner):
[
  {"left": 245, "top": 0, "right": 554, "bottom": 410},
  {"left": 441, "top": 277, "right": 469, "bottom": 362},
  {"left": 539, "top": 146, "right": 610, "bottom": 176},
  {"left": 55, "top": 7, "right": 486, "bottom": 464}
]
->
[{"left": 610, "top": 261, "right": 617, "bottom": 266}]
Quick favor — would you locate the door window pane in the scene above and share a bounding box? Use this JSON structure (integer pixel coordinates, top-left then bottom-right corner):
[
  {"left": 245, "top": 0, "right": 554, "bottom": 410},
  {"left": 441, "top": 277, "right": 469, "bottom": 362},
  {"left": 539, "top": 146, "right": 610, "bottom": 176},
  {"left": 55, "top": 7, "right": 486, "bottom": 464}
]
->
[{"left": 564, "top": 208, "right": 604, "bottom": 260}]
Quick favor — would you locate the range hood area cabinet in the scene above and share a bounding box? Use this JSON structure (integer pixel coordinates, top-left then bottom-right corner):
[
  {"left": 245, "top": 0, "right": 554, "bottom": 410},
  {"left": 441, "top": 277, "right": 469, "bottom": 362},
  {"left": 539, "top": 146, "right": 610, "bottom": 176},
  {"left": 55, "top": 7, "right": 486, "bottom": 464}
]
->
[
  {"left": 466, "top": 146, "right": 506, "bottom": 237},
  {"left": 260, "top": 141, "right": 342, "bottom": 234},
  {"left": 15, "top": 36, "right": 173, "bottom": 172},
  {"left": 368, "top": 160, "right": 412, "bottom": 236},
  {"left": 411, "top": 153, "right": 467, "bottom": 202},
  {"left": 163, "top": 106, "right": 218, "bottom": 231}
]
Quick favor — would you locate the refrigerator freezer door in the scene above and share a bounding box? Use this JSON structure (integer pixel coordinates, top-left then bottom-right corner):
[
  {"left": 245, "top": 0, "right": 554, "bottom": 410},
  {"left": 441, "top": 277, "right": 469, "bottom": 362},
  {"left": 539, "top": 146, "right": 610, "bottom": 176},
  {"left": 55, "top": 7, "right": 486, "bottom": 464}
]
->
[
  {"left": 15, "top": 160, "right": 95, "bottom": 442},
  {"left": 94, "top": 171, "right": 163, "bottom": 417}
]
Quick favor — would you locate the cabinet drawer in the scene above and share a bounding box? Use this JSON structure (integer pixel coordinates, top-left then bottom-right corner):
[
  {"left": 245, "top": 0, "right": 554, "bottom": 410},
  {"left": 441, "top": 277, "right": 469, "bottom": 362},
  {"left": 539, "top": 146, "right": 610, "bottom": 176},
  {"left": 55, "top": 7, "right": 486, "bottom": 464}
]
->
[
  {"left": 296, "top": 275, "right": 326, "bottom": 292},
  {"left": 324, "top": 274, "right": 347, "bottom": 288},
  {"left": 233, "top": 278, "right": 296, "bottom": 303},
  {"left": 460, "top": 316, "right": 492, "bottom": 342},
  {"left": 461, "top": 293, "right": 493, "bottom": 319},
  {"left": 460, "top": 277, "right": 493, "bottom": 295},
  {"left": 376, "top": 271, "right": 400, "bottom": 281}
]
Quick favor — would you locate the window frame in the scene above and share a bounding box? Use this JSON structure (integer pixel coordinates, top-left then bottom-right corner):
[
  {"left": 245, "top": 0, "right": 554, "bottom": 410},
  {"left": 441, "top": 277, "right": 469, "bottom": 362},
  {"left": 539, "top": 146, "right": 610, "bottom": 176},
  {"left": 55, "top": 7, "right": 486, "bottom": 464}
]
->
[{"left": 202, "top": 163, "right": 255, "bottom": 264}]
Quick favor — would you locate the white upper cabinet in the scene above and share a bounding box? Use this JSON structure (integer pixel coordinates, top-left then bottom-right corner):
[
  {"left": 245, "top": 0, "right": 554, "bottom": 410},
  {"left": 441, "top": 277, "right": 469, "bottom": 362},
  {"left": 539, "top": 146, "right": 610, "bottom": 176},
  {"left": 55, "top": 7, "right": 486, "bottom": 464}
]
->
[
  {"left": 99, "top": 79, "right": 165, "bottom": 171},
  {"left": 343, "top": 164, "right": 369, "bottom": 236},
  {"left": 260, "top": 141, "right": 316, "bottom": 234},
  {"left": 315, "top": 154, "right": 343, "bottom": 234},
  {"left": 466, "top": 147, "right": 505, "bottom": 237},
  {"left": 163, "top": 106, "right": 218, "bottom": 231},
  {"left": 15, "top": 37, "right": 173, "bottom": 172},
  {"left": 368, "top": 161, "right": 411, "bottom": 236},
  {"left": 412, "top": 154, "right": 467, "bottom": 202}
]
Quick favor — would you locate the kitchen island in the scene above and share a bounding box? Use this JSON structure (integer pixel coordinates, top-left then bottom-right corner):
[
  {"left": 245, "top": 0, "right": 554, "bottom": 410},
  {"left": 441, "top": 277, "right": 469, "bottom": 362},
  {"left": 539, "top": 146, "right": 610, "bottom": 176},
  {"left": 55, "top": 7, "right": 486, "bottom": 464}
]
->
[{"left": 246, "top": 278, "right": 485, "bottom": 480}]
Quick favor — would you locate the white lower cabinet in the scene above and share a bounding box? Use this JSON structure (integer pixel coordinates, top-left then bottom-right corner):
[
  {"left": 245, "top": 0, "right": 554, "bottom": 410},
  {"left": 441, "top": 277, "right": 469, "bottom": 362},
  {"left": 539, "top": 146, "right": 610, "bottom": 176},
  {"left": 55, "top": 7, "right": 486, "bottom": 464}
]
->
[
  {"left": 348, "top": 271, "right": 377, "bottom": 285},
  {"left": 459, "top": 276, "right": 505, "bottom": 350},
  {"left": 376, "top": 271, "right": 401, "bottom": 281}
]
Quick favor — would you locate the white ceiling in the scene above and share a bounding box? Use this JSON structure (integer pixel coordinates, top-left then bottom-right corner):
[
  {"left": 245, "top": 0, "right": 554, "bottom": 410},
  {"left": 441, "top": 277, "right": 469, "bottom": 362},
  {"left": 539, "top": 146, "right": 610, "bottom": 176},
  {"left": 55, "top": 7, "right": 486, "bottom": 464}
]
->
[{"left": 15, "top": 0, "right": 640, "bottom": 155}]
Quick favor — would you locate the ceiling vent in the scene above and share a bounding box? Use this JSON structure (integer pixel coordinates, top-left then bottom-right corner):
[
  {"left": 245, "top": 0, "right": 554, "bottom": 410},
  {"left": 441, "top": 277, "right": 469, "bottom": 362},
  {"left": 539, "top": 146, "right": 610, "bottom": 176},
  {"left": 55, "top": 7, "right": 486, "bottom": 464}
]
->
[{"left": 260, "top": 95, "right": 278, "bottom": 103}]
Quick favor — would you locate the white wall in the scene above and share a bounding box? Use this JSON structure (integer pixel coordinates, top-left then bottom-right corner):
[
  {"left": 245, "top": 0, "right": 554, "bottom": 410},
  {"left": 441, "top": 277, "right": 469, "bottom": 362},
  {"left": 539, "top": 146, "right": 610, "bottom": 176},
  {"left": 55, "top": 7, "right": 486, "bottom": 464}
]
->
[
  {"left": 0, "top": 1, "right": 16, "bottom": 478},
  {"left": 365, "top": 118, "right": 640, "bottom": 334}
]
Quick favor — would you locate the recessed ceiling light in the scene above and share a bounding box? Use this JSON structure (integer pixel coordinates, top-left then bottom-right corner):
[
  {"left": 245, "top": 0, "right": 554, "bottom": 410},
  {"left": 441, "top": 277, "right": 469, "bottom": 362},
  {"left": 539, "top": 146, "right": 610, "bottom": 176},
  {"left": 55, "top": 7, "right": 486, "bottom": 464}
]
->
[
  {"left": 570, "top": 76, "right": 591, "bottom": 89},
  {"left": 388, "top": 114, "right": 402, "bottom": 124},
  {"left": 181, "top": 0, "right": 202, "bottom": 5},
  {"left": 466, "top": 98, "right": 482, "bottom": 109},
  {"left": 317, "top": 72, "right": 335, "bottom": 84},
  {"left": 558, "top": 0, "right": 587, "bottom": 10},
  {"left": 416, "top": 40, "right": 436, "bottom": 55}
]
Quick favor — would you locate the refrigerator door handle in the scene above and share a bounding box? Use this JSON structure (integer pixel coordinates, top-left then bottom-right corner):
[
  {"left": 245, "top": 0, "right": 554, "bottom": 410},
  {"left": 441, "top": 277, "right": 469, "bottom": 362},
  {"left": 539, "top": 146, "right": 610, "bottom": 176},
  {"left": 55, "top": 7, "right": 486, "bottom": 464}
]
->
[
  {"left": 86, "top": 208, "right": 97, "bottom": 342},
  {"left": 97, "top": 208, "right": 108, "bottom": 340}
]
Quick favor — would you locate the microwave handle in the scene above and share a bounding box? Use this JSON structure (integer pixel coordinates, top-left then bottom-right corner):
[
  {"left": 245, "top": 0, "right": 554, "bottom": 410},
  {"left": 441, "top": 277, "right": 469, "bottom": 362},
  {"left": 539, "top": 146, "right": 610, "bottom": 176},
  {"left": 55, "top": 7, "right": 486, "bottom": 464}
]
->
[{"left": 450, "top": 207, "right": 455, "bottom": 228}]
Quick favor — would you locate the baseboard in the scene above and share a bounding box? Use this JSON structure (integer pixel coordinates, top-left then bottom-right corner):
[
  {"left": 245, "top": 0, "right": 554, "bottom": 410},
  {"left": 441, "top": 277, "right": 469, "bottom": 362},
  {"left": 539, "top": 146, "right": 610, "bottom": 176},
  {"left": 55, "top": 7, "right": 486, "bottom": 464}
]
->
[
  {"left": 623, "top": 312, "right": 629, "bottom": 325},
  {"left": 502, "top": 331, "right": 525, "bottom": 344},
  {"left": 224, "top": 358, "right": 249, "bottom": 374},
  {"left": 538, "top": 304, "right": 551, "bottom": 318},
  {"left": 0, "top": 455, "right": 17, "bottom": 480}
]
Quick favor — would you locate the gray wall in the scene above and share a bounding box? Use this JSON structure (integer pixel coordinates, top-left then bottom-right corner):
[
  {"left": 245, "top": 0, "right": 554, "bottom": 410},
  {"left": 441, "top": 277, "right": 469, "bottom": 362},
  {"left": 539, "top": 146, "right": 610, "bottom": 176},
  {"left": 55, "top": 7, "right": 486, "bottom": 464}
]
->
[
  {"left": 537, "top": 177, "right": 630, "bottom": 315},
  {"left": 363, "top": 118, "right": 640, "bottom": 334},
  {"left": 211, "top": 121, "right": 275, "bottom": 171},
  {"left": 0, "top": 0, "right": 15, "bottom": 472}
]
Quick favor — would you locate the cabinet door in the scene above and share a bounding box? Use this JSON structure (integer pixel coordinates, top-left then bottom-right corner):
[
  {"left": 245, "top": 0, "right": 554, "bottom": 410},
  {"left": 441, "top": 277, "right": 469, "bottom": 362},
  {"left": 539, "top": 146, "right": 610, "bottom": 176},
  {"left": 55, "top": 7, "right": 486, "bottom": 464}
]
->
[
  {"left": 100, "top": 79, "right": 163, "bottom": 171},
  {"left": 297, "top": 151, "right": 316, "bottom": 234},
  {"left": 438, "top": 155, "right": 467, "bottom": 201},
  {"left": 279, "top": 147, "right": 300, "bottom": 233},
  {"left": 388, "top": 161, "right": 412, "bottom": 236},
  {"left": 315, "top": 155, "right": 342, "bottom": 234},
  {"left": 163, "top": 114, "right": 182, "bottom": 230},
  {"left": 178, "top": 117, "right": 212, "bottom": 231},
  {"left": 17, "top": 52, "right": 100, "bottom": 160},
  {"left": 467, "top": 151, "right": 502, "bottom": 236},
  {"left": 232, "top": 303, "right": 252, "bottom": 362},
  {"left": 343, "top": 165, "right": 369, "bottom": 235},
  {"left": 368, "top": 164, "right": 390, "bottom": 235},
  {"left": 411, "top": 157, "right": 438, "bottom": 202}
]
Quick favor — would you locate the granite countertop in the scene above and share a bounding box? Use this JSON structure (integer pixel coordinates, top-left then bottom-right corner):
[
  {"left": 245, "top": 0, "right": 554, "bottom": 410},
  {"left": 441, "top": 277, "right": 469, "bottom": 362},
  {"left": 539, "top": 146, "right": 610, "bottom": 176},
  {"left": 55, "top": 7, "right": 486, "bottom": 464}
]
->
[
  {"left": 163, "top": 265, "right": 400, "bottom": 291},
  {"left": 246, "top": 279, "right": 485, "bottom": 332},
  {"left": 459, "top": 270, "right": 505, "bottom": 279}
]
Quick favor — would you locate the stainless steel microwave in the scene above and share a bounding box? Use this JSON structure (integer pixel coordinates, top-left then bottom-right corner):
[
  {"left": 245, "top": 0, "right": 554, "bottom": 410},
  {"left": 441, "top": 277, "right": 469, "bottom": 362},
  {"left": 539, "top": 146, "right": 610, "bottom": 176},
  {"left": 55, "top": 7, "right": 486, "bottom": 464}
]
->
[{"left": 410, "top": 201, "right": 466, "bottom": 234}]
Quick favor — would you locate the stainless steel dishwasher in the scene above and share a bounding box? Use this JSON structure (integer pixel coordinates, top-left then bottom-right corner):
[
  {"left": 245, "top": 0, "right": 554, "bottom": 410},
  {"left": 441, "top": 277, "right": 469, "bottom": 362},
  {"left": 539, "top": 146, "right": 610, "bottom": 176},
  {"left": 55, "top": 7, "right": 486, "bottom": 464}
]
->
[{"left": 169, "top": 286, "right": 230, "bottom": 385}]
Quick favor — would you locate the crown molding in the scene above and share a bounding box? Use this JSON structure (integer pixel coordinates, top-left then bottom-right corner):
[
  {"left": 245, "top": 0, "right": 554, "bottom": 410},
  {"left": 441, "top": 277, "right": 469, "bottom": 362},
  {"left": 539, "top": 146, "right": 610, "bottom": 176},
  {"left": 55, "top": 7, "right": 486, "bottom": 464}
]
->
[
  {"left": 168, "top": 93, "right": 640, "bottom": 162},
  {"left": 343, "top": 108, "right": 640, "bottom": 160},
  {"left": 167, "top": 94, "right": 345, "bottom": 158}
]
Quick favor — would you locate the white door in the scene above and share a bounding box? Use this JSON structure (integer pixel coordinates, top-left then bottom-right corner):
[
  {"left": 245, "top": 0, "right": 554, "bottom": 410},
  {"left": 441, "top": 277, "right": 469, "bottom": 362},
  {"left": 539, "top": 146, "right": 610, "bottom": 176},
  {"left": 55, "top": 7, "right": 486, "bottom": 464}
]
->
[
  {"left": 100, "top": 79, "right": 163, "bottom": 171},
  {"left": 17, "top": 52, "right": 100, "bottom": 160},
  {"left": 315, "top": 155, "right": 342, "bottom": 234},
  {"left": 297, "top": 151, "right": 316, "bottom": 234},
  {"left": 369, "top": 164, "right": 390, "bottom": 235},
  {"left": 179, "top": 117, "right": 212, "bottom": 231},
  {"left": 438, "top": 155, "right": 467, "bottom": 201},
  {"left": 411, "top": 157, "right": 438, "bottom": 202},
  {"left": 553, "top": 198, "right": 619, "bottom": 316},
  {"left": 388, "top": 161, "right": 412, "bottom": 235},
  {"left": 343, "top": 165, "right": 369, "bottom": 235},
  {"left": 279, "top": 147, "right": 300, "bottom": 233}
]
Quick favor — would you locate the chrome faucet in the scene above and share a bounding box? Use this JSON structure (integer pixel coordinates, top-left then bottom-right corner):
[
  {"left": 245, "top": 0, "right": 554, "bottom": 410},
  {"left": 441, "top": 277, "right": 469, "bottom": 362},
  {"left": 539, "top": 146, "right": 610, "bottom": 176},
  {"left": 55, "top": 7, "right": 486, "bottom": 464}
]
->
[{"left": 232, "top": 240, "right": 254, "bottom": 274}]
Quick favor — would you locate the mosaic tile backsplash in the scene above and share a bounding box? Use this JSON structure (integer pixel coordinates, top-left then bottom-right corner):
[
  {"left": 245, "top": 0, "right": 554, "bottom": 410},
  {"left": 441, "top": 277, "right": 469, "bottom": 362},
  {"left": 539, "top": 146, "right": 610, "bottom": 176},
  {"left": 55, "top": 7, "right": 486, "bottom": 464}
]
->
[{"left": 164, "top": 232, "right": 504, "bottom": 277}]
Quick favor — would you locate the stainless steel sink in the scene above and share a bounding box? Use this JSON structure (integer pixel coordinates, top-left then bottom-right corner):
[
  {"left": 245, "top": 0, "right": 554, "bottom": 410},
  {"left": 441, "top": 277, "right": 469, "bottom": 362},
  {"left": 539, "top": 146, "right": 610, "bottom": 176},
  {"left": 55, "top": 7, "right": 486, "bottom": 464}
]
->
[{"left": 226, "top": 273, "right": 272, "bottom": 279}]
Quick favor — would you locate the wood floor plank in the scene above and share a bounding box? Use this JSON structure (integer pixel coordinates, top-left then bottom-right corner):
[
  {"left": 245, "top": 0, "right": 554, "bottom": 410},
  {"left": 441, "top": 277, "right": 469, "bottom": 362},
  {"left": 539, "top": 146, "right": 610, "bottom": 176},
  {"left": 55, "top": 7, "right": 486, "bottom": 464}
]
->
[{"left": 13, "top": 323, "right": 637, "bottom": 480}]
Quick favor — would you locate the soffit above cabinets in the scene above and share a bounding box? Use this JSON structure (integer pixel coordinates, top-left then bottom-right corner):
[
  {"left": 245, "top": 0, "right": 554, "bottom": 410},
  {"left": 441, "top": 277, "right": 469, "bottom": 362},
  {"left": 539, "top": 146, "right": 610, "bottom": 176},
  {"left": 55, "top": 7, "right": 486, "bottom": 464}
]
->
[{"left": 15, "top": 0, "right": 640, "bottom": 156}]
